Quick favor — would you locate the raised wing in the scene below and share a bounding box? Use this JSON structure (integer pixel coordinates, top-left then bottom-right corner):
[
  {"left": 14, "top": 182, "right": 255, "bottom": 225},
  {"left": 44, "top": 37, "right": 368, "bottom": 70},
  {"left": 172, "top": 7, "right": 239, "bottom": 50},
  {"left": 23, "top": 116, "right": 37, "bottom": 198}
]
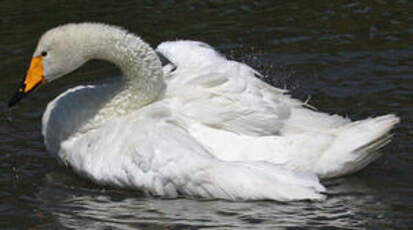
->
[{"left": 157, "top": 41, "right": 307, "bottom": 136}]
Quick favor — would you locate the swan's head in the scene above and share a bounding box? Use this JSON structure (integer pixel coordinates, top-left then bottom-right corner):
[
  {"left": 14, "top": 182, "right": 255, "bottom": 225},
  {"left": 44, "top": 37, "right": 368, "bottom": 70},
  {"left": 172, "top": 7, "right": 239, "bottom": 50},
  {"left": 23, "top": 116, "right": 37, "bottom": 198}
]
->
[{"left": 9, "top": 24, "right": 89, "bottom": 107}]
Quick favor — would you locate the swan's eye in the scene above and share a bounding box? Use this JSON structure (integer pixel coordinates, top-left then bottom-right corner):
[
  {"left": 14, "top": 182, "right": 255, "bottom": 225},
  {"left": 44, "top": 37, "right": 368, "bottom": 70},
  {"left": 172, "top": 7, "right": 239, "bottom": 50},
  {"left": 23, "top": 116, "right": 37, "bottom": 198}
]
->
[{"left": 41, "top": 51, "right": 48, "bottom": 57}]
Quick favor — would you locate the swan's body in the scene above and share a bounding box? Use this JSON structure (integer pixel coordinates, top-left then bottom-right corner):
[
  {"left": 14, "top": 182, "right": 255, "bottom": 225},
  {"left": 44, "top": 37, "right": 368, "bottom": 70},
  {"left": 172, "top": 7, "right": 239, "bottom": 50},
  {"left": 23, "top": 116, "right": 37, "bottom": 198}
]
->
[{"left": 12, "top": 23, "right": 399, "bottom": 201}]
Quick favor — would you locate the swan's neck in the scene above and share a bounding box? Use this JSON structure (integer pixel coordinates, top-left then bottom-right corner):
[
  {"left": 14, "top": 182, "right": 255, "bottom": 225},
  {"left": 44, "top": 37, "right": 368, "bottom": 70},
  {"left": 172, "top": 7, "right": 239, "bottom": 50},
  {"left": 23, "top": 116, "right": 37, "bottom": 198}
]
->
[{"left": 83, "top": 25, "right": 165, "bottom": 117}]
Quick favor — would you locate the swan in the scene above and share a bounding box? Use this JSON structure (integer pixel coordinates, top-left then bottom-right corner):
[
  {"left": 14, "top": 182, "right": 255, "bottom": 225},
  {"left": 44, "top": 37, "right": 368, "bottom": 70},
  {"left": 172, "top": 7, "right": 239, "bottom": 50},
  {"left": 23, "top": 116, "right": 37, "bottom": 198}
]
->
[{"left": 8, "top": 23, "right": 399, "bottom": 201}]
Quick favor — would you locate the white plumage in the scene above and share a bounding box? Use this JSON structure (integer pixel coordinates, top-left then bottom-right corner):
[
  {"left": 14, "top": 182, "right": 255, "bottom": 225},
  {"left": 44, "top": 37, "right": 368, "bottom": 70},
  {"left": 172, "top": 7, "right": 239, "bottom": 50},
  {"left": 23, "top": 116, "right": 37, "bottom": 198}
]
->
[{"left": 16, "top": 23, "right": 398, "bottom": 201}]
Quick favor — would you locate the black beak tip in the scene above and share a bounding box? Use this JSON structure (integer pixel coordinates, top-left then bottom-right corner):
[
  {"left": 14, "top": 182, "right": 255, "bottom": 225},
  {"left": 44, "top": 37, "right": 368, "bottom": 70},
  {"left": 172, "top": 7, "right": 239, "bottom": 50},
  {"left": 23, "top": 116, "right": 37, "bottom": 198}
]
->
[
  {"left": 8, "top": 80, "right": 44, "bottom": 108},
  {"left": 8, "top": 88, "right": 25, "bottom": 108}
]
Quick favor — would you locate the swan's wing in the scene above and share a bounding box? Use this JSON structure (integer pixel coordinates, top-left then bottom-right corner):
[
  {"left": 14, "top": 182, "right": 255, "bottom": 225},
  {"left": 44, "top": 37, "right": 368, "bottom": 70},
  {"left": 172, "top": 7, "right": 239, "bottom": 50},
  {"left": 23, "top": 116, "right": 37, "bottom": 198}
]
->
[
  {"left": 157, "top": 41, "right": 300, "bottom": 136},
  {"left": 60, "top": 102, "right": 325, "bottom": 201},
  {"left": 157, "top": 41, "right": 350, "bottom": 136}
]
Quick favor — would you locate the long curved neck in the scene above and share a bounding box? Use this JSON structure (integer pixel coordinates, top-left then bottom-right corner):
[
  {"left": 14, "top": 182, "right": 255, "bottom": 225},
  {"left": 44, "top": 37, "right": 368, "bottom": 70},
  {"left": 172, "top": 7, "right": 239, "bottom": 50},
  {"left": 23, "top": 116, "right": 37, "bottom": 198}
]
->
[{"left": 81, "top": 24, "right": 165, "bottom": 116}]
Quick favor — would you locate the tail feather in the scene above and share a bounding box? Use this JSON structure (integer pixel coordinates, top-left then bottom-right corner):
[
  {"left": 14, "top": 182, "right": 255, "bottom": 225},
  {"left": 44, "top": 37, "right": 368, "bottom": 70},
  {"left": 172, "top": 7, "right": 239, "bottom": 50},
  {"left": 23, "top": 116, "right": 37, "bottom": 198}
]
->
[{"left": 316, "top": 114, "right": 399, "bottom": 178}]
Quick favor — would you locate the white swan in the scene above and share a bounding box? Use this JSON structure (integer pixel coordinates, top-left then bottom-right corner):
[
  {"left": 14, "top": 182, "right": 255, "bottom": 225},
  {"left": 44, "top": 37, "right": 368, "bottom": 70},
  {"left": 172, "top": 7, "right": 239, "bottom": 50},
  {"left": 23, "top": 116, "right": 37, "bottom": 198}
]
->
[{"left": 9, "top": 23, "right": 399, "bottom": 201}]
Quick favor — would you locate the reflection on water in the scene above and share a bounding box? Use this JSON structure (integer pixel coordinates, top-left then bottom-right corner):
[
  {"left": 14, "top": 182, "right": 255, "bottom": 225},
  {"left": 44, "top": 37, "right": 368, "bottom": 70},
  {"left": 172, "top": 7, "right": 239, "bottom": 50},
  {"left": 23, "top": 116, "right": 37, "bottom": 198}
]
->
[
  {"left": 0, "top": 0, "right": 412, "bottom": 229},
  {"left": 35, "top": 171, "right": 395, "bottom": 229}
]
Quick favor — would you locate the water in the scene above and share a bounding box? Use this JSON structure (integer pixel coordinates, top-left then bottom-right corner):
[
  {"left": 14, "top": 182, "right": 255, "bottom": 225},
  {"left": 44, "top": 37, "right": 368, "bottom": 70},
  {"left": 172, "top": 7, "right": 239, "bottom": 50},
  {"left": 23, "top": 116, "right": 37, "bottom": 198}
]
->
[{"left": 0, "top": 0, "right": 412, "bottom": 229}]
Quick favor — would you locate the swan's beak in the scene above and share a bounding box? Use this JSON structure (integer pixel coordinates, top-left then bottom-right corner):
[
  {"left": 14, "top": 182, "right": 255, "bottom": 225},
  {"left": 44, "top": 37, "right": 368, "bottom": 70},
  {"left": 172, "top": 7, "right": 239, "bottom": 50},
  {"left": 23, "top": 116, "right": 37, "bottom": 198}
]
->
[{"left": 9, "top": 57, "right": 46, "bottom": 108}]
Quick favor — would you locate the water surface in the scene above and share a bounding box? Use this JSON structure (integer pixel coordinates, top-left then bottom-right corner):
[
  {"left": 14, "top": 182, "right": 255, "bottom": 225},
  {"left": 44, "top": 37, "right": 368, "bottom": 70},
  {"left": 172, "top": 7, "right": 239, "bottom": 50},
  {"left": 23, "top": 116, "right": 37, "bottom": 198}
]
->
[{"left": 0, "top": 0, "right": 412, "bottom": 229}]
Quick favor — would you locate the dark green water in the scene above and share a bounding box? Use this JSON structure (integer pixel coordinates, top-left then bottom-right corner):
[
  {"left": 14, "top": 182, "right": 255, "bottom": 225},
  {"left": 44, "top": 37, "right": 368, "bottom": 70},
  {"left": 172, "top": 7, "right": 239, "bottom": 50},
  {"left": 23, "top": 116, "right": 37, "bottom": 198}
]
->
[{"left": 0, "top": 0, "right": 412, "bottom": 229}]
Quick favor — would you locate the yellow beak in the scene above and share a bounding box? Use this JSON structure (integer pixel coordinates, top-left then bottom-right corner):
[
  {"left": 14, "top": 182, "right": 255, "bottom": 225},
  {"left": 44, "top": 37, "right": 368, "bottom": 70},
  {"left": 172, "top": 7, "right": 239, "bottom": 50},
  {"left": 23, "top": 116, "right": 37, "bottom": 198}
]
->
[
  {"left": 9, "top": 56, "right": 46, "bottom": 108},
  {"left": 24, "top": 56, "right": 46, "bottom": 93}
]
